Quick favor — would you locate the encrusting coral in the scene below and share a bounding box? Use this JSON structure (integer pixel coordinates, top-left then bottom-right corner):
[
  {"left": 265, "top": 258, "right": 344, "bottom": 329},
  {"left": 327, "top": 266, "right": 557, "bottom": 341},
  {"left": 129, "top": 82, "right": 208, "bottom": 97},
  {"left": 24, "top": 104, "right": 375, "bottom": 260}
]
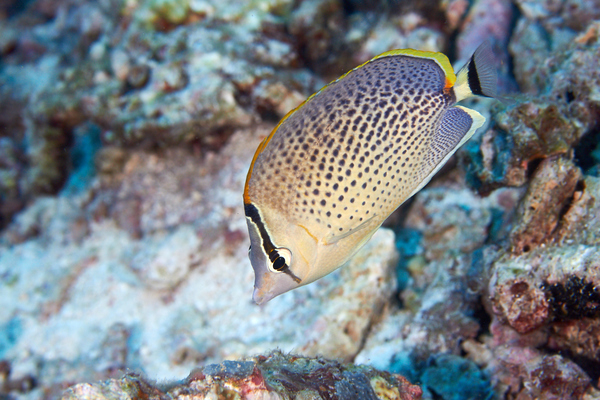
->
[{"left": 63, "top": 351, "right": 423, "bottom": 400}]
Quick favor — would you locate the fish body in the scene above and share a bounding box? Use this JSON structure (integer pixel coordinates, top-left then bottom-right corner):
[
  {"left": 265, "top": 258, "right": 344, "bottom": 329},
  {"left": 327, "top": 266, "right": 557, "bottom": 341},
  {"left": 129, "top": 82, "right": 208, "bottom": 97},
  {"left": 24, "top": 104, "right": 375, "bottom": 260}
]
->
[{"left": 244, "top": 42, "right": 498, "bottom": 304}]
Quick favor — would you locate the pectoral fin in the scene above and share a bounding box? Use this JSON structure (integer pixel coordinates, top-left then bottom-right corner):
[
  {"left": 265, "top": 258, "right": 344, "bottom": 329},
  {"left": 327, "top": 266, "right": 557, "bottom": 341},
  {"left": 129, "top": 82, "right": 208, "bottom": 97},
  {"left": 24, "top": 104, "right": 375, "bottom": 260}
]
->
[{"left": 324, "top": 214, "right": 378, "bottom": 245}]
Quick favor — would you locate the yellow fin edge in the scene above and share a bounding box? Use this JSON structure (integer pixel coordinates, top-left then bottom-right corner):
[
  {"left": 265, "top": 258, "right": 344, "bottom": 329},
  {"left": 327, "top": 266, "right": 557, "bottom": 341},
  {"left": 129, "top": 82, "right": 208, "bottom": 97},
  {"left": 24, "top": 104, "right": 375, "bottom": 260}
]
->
[{"left": 375, "top": 49, "right": 456, "bottom": 88}]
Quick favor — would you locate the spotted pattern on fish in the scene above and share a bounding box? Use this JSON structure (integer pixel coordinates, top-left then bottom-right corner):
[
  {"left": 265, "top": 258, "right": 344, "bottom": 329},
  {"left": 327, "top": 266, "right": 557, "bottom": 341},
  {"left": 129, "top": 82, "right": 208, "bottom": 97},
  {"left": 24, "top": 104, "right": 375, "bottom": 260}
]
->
[{"left": 247, "top": 56, "right": 467, "bottom": 236}]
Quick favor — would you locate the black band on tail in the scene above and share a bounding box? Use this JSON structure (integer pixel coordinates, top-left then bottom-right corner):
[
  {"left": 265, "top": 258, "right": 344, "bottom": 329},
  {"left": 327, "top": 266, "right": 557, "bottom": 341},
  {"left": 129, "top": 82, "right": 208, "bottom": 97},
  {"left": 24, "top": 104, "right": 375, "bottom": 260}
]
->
[{"left": 467, "top": 58, "right": 484, "bottom": 97}]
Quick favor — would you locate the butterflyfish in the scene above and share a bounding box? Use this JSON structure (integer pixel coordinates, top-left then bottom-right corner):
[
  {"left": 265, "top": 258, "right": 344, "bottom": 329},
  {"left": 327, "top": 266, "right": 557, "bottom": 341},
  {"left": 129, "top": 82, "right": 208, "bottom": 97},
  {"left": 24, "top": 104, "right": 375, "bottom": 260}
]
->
[{"left": 244, "top": 41, "right": 498, "bottom": 304}]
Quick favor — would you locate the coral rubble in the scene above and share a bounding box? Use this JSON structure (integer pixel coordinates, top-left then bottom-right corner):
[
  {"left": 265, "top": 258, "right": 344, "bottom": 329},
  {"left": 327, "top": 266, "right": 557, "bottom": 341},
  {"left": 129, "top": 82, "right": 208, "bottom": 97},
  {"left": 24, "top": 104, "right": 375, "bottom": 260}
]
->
[{"left": 63, "top": 352, "right": 422, "bottom": 400}]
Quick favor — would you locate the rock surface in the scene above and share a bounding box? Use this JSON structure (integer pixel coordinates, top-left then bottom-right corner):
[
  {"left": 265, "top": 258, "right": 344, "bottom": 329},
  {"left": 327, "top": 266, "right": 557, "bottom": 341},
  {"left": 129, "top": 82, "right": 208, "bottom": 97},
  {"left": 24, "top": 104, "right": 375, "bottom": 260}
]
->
[
  {"left": 0, "top": 126, "right": 400, "bottom": 399},
  {"left": 63, "top": 352, "right": 423, "bottom": 400}
]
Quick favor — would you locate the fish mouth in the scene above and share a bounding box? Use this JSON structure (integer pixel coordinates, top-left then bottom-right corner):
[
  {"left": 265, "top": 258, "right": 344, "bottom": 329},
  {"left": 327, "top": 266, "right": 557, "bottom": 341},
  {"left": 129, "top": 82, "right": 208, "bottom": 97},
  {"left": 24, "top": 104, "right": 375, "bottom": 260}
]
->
[
  {"left": 250, "top": 252, "right": 271, "bottom": 305},
  {"left": 253, "top": 286, "right": 275, "bottom": 305},
  {"left": 252, "top": 270, "right": 279, "bottom": 305},
  {"left": 252, "top": 268, "right": 300, "bottom": 305}
]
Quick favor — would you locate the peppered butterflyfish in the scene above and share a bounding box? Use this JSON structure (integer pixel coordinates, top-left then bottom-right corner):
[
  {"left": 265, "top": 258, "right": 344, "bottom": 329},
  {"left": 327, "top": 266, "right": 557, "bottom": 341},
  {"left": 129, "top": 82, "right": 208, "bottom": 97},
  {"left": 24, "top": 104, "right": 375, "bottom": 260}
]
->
[{"left": 244, "top": 41, "right": 498, "bottom": 304}]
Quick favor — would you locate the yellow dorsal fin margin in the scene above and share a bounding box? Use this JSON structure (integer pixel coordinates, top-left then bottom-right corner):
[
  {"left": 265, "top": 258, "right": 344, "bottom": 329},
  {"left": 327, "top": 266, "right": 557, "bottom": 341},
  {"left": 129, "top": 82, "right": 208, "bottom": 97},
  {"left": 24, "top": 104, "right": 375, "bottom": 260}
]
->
[{"left": 373, "top": 49, "right": 456, "bottom": 89}]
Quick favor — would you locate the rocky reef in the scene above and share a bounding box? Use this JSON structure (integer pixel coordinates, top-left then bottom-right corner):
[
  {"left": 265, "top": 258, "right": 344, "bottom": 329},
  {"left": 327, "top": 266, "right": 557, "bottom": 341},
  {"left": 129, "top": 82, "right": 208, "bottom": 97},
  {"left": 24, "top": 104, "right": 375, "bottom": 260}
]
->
[
  {"left": 1, "top": 0, "right": 600, "bottom": 399},
  {"left": 63, "top": 352, "right": 422, "bottom": 400}
]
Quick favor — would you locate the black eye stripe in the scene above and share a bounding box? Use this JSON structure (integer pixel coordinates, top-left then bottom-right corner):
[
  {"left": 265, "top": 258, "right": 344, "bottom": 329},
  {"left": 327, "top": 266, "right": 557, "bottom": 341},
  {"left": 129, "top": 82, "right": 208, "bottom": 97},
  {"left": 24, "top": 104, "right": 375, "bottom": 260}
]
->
[
  {"left": 245, "top": 203, "right": 277, "bottom": 259},
  {"left": 245, "top": 203, "right": 301, "bottom": 283}
]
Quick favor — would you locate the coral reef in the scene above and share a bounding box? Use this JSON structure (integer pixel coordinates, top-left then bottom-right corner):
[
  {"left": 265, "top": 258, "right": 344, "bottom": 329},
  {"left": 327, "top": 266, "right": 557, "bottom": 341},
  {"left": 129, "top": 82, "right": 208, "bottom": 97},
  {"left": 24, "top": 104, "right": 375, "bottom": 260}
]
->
[
  {"left": 1, "top": 0, "right": 600, "bottom": 399},
  {"left": 0, "top": 0, "right": 311, "bottom": 228},
  {"left": 353, "top": 19, "right": 600, "bottom": 396},
  {"left": 0, "top": 127, "right": 400, "bottom": 398},
  {"left": 486, "top": 346, "right": 592, "bottom": 400},
  {"left": 465, "top": 18, "right": 600, "bottom": 194},
  {"left": 63, "top": 352, "right": 422, "bottom": 400},
  {"left": 355, "top": 187, "right": 520, "bottom": 399}
]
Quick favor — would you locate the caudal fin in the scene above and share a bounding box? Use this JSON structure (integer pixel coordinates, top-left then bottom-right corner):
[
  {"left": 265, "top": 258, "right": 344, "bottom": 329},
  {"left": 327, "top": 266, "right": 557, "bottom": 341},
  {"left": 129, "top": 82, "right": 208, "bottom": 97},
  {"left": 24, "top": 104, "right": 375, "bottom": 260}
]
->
[{"left": 454, "top": 41, "right": 498, "bottom": 102}]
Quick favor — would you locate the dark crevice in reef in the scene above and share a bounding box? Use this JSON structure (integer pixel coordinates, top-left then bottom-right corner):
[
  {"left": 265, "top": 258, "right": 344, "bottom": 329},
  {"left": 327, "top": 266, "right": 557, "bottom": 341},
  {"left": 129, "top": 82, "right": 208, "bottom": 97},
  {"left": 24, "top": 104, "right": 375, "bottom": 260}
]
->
[
  {"left": 569, "top": 352, "right": 600, "bottom": 388},
  {"left": 340, "top": 0, "right": 360, "bottom": 15},
  {"left": 341, "top": 0, "right": 444, "bottom": 19},
  {"left": 504, "top": 2, "right": 522, "bottom": 86},
  {"left": 257, "top": 108, "right": 283, "bottom": 125},
  {"left": 543, "top": 276, "right": 600, "bottom": 322},
  {"left": 429, "top": 388, "right": 444, "bottom": 400},
  {"left": 525, "top": 157, "right": 544, "bottom": 180},
  {"left": 2, "top": 0, "right": 33, "bottom": 19},
  {"left": 574, "top": 126, "right": 600, "bottom": 172},
  {"left": 555, "top": 178, "right": 586, "bottom": 229},
  {"left": 575, "top": 178, "right": 587, "bottom": 192},
  {"left": 471, "top": 302, "right": 492, "bottom": 337}
]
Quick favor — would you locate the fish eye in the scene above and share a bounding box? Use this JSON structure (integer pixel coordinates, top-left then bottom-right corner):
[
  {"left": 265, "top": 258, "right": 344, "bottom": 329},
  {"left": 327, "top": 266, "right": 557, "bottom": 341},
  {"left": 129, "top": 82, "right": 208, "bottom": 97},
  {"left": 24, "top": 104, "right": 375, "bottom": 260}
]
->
[
  {"left": 269, "top": 248, "right": 292, "bottom": 273},
  {"left": 273, "top": 256, "right": 286, "bottom": 271}
]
